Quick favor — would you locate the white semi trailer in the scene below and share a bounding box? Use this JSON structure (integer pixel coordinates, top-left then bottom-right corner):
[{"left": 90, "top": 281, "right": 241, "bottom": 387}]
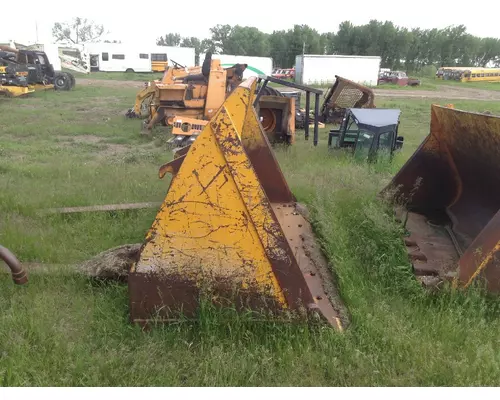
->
[{"left": 295, "top": 54, "right": 382, "bottom": 86}]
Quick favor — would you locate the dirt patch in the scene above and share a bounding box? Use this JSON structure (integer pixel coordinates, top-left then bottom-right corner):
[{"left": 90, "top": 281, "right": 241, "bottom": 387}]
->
[
  {"left": 80, "top": 77, "right": 500, "bottom": 101},
  {"left": 56, "top": 134, "right": 131, "bottom": 158},
  {"left": 74, "top": 95, "right": 128, "bottom": 115},
  {"left": 279, "top": 84, "right": 500, "bottom": 101},
  {"left": 375, "top": 85, "right": 500, "bottom": 101},
  {"left": 76, "top": 243, "right": 141, "bottom": 281},
  {"left": 77, "top": 78, "right": 146, "bottom": 89}
]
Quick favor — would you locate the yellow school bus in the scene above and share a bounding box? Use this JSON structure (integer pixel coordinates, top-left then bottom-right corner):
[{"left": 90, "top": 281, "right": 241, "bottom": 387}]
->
[
  {"left": 436, "top": 67, "right": 473, "bottom": 80},
  {"left": 459, "top": 68, "right": 500, "bottom": 82},
  {"left": 151, "top": 53, "right": 169, "bottom": 72}
]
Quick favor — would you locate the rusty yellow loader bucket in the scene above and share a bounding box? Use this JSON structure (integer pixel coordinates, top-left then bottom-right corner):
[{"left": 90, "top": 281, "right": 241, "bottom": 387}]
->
[
  {"left": 383, "top": 105, "right": 500, "bottom": 292},
  {"left": 128, "top": 77, "right": 345, "bottom": 330}
]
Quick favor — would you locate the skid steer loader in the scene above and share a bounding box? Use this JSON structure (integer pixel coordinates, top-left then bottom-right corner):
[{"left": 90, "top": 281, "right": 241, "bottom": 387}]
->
[
  {"left": 128, "top": 76, "right": 348, "bottom": 330},
  {"left": 126, "top": 52, "right": 296, "bottom": 148},
  {"left": 382, "top": 105, "right": 500, "bottom": 292},
  {"left": 0, "top": 45, "right": 75, "bottom": 97}
]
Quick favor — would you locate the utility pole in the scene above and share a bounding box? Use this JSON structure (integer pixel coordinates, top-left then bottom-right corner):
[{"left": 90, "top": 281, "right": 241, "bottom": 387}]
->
[
  {"left": 302, "top": 41, "right": 305, "bottom": 55},
  {"left": 35, "top": 21, "right": 39, "bottom": 43}
]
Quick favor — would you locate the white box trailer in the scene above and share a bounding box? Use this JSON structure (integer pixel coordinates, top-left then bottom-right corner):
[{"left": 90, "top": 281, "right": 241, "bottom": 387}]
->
[
  {"left": 295, "top": 54, "right": 381, "bottom": 86},
  {"left": 85, "top": 43, "right": 195, "bottom": 73},
  {"left": 199, "top": 53, "right": 273, "bottom": 79}
]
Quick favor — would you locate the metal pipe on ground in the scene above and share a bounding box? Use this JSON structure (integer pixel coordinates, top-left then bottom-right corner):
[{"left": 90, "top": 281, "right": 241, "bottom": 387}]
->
[{"left": 0, "top": 245, "right": 28, "bottom": 285}]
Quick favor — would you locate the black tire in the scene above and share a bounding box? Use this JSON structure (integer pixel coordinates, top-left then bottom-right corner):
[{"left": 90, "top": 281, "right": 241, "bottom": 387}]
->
[
  {"left": 54, "top": 72, "right": 71, "bottom": 91},
  {"left": 125, "top": 68, "right": 135, "bottom": 73},
  {"left": 66, "top": 72, "right": 76, "bottom": 89}
]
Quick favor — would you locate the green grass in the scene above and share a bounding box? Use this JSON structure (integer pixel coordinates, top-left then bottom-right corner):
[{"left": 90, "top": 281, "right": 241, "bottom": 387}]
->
[
  {"left": 67, "top": 70, "right": 164, "bottom": 82},
  {"left": 1, "top": 84, "right": 500, "bottom": 386},
  {"left": 435, "top": 78, "right": 500, "bottom": 91}
]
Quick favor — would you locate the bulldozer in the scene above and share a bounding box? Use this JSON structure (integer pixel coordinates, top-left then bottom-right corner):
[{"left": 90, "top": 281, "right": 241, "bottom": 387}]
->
[
  {"left": 127, "top": 76, "right": 347, "bottom": 330},
  {"left": 126, "top": 52, "right": 296, "bottom": 148},
  {"left": 0, "top": 45, "right": 75, "bottom": 97},
  {"left": 382, "top": 104, "right": 500, "bottom": 292}
]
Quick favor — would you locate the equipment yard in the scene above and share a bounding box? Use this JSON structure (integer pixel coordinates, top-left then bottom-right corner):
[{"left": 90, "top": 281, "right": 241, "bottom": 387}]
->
[
  {"left": 76, "top": 75, "right": 500, "bottom": 101},
  {"left": 2, "top": 76, "right": 500, "bottom": 387}
]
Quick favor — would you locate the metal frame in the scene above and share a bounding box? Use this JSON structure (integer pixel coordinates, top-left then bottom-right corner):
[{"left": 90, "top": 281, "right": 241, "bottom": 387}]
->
[
  {"left": 328, "top": 109, "right": 403, "bottom": 162},
  {"left": 254, "top": 75, "right": 323, "bottom": 146},
  {"left": 319, "top": 75, "right": 376, "bottom": 124}
]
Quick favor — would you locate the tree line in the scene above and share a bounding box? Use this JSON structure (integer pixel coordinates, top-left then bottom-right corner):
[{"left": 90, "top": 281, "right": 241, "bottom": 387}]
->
[{"left": 156, "top": 21, "right": 500, "bottom": 72}]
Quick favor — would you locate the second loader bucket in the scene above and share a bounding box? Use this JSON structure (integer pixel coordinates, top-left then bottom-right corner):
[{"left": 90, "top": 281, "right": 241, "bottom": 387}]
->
[
  {"left": 128, "top": 77, "right": 346, "bottom": 330},
  {"left": 383, "top": 105, "right": 500, "bottom": 291}
]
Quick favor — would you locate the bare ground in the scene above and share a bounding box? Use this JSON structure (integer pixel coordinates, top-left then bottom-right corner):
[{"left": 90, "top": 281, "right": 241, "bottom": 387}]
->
[
  {"left": 276, "top": 81, "right": 500, "bottom": 101},
  {"left": 78, "top": 78, "right": 145, "bottom": 89},
  {"left": 55, "top": 134, "right": 132, "bottom": 158},
  {"left": 374, "top": 85, "right": 500, "bottom": 101},
  {"left": 77, "top": 77, "right": 500, "bottom": 101}
]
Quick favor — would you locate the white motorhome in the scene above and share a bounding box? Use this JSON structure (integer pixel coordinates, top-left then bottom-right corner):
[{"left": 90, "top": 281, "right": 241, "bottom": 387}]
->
[{"left": 84, "top": 43, "right": 195, "bottom": 73}]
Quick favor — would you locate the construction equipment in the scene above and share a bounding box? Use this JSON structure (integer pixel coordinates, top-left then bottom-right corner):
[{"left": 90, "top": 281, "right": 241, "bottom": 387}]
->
[
  {"left": 382, "top": 105, "right": 500, "bottom": 292},
  {"left": 128, "top": 76, "right": 347, "bottom": 330},
  {"left": 126, "top": 52, "right": 247, "bottom": 146},
  {"left": 126, "top": 53, "right": 297, "bottom": 148},
  {"left": 0, "top": 50, "right": 33, "bottom": 96},
  {"left": 0, "top": 45, "right": 75, "bottom": 97},
  {"left": 328, "top": 108, "right": 403, "bottom": 162},
  {"left": 256, "top": 75, "right": 376, "bottom": 146},
  {"left": 254, "top": 75, "right": 323, "bottom": 145},
  {"left": 318, "top": 75, "right": 376, "bottom": 124}
]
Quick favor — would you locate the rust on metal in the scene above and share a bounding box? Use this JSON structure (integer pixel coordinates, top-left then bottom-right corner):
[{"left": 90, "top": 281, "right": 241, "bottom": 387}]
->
[
  {"left": 459, "top": 211, "right": 500, "bottom": 291},
  {"left": 128, "top": 76, "right": 347, "bottom": 329},
  {"left": 383, "top": 105, "right": 500, "bottom": 291},
  {"left": 0, "top": 245, "right": 28, "bottom": 285},
  {"left": 320, "top": 75, "right": 376, "bottom": 124},
  {"left": 158, "top": 155, "right": 186, "bottom": 179},
  {"left": 240, "top": 103, "right": 295, "bottom": 204},
  {"left": 271, "top": 203, "right": 346, "bottom": 330}
]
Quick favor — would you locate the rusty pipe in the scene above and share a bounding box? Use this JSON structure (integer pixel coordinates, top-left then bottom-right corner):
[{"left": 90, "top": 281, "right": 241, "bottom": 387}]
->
[{"left": 0, "top": 245, "right": 28, "bottom": 285}]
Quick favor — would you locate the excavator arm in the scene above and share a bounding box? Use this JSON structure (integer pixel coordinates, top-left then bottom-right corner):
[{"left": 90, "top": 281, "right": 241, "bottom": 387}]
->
[{"left": 126, "top": 83, "right": 157, "bottom": 119}]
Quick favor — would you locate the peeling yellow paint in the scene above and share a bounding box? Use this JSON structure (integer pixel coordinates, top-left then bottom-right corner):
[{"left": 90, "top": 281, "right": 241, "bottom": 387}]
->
[{"left": 134, "top": 78, "right": 287, "bottom": 307}]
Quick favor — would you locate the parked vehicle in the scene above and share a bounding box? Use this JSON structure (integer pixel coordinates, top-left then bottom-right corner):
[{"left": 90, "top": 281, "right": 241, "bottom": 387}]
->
[
  {"left": 378, "top": 70, "right": 420, "bottom": 86},
  {"left": 272, "top": 68, "right": 295, "bottom": 80}
]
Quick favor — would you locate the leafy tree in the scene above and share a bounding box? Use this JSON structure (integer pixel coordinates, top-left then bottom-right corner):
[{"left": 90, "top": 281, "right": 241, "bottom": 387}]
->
[
  {"left": 152, "top": 22, "right": 500, "bottom": 71},
  {"left": 52, "top": 17, "right": 105, "bottom": 44},
  {"left": 224, "top": 26, "right": 270, "bottom": 56},
  {"left": 157, "top": 33, "right": 181, "bottom": 46},
  {"left": 269, "top": 30, "right": 289, "bottom": 67},
  {"left": 180, "top": 37, "right": 215, "bottom": 65},
  {"left": 209, "top": 24, "right": 232, "bottom": 53}
]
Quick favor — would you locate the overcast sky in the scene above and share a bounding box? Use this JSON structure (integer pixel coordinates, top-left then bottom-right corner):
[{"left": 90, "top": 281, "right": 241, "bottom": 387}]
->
[{"left": 1, "top": 0, "right": 498, "bottom": 46}]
